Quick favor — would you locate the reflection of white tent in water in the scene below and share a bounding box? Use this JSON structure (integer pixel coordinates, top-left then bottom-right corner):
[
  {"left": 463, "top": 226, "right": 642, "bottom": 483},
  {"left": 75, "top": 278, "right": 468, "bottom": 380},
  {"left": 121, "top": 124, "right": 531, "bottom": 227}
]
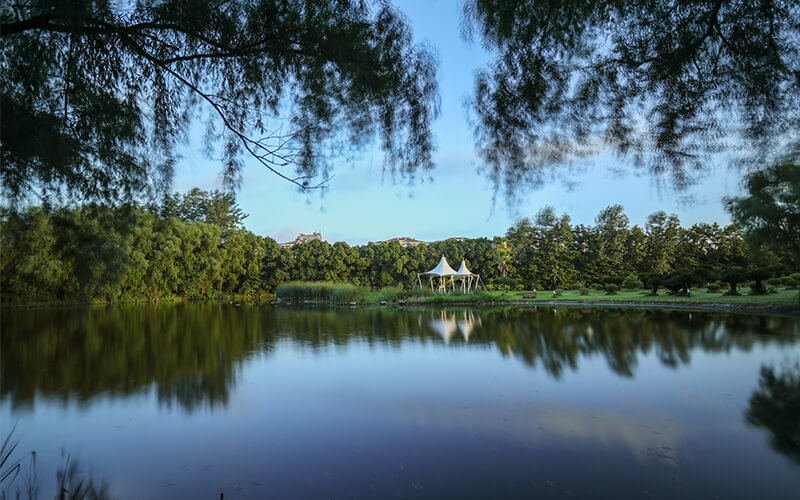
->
[
  {"left": 454, "top": 260, "right": 485, "bottom": 292},
  {"left": 429, "top": 311, "right": 459, "bottom": 343},
  {"left": 457, "top": 310, "right": 481, "bottom": 342},
  {"left": 428, "top": 310, "right": 481, "bottom": 344},
  {"left": 417, "top": 255, "right": 457, "bottom": 293}
]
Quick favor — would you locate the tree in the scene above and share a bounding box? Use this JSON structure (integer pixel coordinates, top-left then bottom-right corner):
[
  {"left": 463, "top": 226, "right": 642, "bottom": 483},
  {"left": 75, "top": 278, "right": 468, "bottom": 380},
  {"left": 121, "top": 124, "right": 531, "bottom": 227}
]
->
[
  {"left": 726, "top": 153, "right": 800, "bottom": 268},
  {"left": 594, "top": 205, "right": 631, "bottom": 276},
  {"left": 463, "top": 0, "right": 800, "bottom": 196},
  {"left": 722, "top": 267, "right": 748, "bottom": 295},
  {"left": 644, "top": 211, "right": 681, "bottom": 274},
  {"left": 1, "top": 0, "right": 438, "bottom": 204},
  {"left": 162, "top": 188, "right": 248, "bottom": 236}
]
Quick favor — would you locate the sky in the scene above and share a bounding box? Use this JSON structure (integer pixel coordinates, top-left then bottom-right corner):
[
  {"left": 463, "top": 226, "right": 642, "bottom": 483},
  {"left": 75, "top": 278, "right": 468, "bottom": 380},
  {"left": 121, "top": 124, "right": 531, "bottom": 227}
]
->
[{"left": 171, "top": 0, "right": 744, "bottom": 245}]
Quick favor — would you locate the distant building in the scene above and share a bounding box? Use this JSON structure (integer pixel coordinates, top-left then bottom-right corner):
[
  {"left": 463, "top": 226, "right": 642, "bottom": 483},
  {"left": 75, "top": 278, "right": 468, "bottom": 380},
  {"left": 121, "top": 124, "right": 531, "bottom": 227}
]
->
[
  {"left": 279, "top": 232, "right": 322, "bottom": 248},
  {"left": 374, "top": 236, "right": 427, "bottom": 248},
  {"left": 371, "top": 236, "right": 468, "bottom": 247}
]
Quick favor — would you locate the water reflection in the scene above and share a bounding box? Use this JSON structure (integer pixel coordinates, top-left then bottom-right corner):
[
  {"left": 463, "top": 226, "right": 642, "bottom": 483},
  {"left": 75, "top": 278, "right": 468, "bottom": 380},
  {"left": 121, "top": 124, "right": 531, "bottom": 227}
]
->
[
  {"left": 2, "top": 305, "right": 798, "bottom": 413},
  {"left": 746, "top": 362, "right": 800, "bottom": 465}
]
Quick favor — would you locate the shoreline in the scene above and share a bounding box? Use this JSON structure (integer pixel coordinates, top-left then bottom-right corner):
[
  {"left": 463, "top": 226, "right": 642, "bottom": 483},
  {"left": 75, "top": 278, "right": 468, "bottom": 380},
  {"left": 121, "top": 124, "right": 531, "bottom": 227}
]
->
[
  {"left": 386, "top": 299, "right": 800, "bottom": 316},
  {"left": 4, "top": 297, "right": 798, "bottom": 316}
]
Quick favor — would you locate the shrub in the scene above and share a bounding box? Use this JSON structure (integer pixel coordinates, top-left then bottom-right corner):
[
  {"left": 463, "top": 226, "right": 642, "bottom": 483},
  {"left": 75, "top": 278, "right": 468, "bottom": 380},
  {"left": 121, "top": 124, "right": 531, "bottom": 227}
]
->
[
  {"left": 605, "top": 283, "right": 619, "bottom": 295},
  {"left": 766, "top": 278, "right": 782, "bottom": 287},
  {"left": 621, "top": 273, "right": 643, "bottom": 290},
  {"left": 377, "top": 285, "right": 403, "bottom": 302},
  {"left": 722, "top": 267, "right": 748, "bottom": 295},
  {"left": 492, "top": 276, "right": 517, "bottom": 293},
  {"left": 554, "top": 288, "right": 564, "bottom": 297},
  {"left": 706, "top": 282, "right": 722, "bottom": 292},
  {"left": 783, "top": 278, "right": 799, "bottom": 289},
  {"left": 600, "top": 275, "right": 625, "bottom": 286},
  {"left": 590, "top": 283, "right": 604, "bottom": 291},
  {"left": 569, "top": 281, "right": 583, "bottom": 290},
  {"left": 401, "top": 287, "right": 435, "bottom": 299},
  {"left": 276, "top": 281, "right": 368, "bottom": 303},
  {"left": 579, "top": 287, "right": 590, "bottom": 295}
]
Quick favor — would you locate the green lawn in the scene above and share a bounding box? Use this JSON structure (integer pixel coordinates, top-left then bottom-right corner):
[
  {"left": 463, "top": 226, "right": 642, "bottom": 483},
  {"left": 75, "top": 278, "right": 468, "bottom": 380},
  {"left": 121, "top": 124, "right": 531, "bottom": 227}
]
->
[{"left": 466, "top": 287, "right": 800, "bottom": 307}]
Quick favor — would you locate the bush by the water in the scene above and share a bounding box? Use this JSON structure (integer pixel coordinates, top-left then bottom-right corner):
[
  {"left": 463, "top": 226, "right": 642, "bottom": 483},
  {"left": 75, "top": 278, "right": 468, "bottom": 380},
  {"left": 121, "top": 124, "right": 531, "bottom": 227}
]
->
[
  {"left": 591, "top": 283, "right": 604, "bottom": 291},
  {"left": 554, "top": 288, "right": 564, "bottom": 297},
  {"left": 276, "top": 281, "right": 367, "bottom": 303},
  {"left": 621, "top": 273, "right": 643, "bottom": 290},
  {"left": 605, "top": 284, "right": 619, "bottom": 295},
  {"left": 579, "top": 287, "right": 590, "bottom": 295},
  {"left": 706, "top": 282, "right": 722, "bottom": 292}
]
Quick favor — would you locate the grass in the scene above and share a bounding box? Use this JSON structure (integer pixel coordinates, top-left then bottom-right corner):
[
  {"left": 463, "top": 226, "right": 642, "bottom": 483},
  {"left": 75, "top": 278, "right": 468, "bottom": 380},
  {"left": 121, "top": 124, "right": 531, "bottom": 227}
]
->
[
  {"left": 274, "top": 281, "right": 799, "bottom": 309},
  {"left": 482, "top": 287, "right": 800, "bottom": 308},
  {"left": 275, "top": 281, "right": 368, "bottom": 304}
]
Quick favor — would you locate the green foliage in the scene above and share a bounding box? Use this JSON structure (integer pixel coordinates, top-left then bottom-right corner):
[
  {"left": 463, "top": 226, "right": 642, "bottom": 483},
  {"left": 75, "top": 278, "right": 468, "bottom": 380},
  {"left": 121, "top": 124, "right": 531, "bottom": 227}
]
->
[
  {"left": 727, "top": 152, "right": 800, "bottom": 268},
  {"left": 722, "top": 267, "right": 749, "bottom": 295},
  {"left": 783, "top": 278, "right": 799, "bottom": 289},
  {"left": 1, "top": 0, "right": 438, "bottom": 203},
  {"left": 600, "top": 275, "right": 625, "bottom": 286},
  {"left": 275, "top": 281, "right": 367, "bottom": 303},
  {"left": 748, "top": 267, "right": 775, "bottom": 295},
  {"left": 1, "top": 198, "right": 795, "bottom": 305},
  {"left": 620, "top": 273, "right": 643, "bottom": 290},
  {"left": 579, "top": 287, "right": 590, "bottom": 296},
  {"left": 706, "top": 282, "right": 722, "bottom": 293},
  {"left": 604, "top": 284, "right": 619, "bottom": 295},
  {"left": 465, "top": 0, "right": 800, "bottom": 195},
  {"left": 590, "top": 283, "right": 604, "bottom": 291},
  {"left": 554, "top": 288, "right": 564, "bottom": 297}
]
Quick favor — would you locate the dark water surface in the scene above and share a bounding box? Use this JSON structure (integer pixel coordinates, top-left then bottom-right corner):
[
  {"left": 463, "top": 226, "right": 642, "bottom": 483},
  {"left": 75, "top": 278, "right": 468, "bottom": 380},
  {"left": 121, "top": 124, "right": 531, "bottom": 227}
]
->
[{"left": 2, "top": 305, "right": 800, "bottom": 498}]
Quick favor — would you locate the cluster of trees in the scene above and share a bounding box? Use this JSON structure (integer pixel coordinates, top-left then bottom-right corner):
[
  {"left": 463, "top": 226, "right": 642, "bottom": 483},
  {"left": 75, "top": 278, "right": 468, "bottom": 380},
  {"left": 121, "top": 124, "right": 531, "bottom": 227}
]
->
[
  {"left": 503, "top": 204, "right": 793, "bottom": 291},
  {"left": 0, "top": 188, "right": 499, "bottom": 303},
  {"left": 1, "top": 186, "right": 796, "bottom": 304}
]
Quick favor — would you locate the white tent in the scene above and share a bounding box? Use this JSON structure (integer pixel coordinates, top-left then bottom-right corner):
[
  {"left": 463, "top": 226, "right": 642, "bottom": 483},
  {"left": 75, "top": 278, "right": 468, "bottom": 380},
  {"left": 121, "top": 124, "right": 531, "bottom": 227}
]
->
[
  {"left": 417, "top": 256, "right": 457, "bottom": 293},
  {"left": 454, "top": 260, "right": 485, "bottom": 292}
]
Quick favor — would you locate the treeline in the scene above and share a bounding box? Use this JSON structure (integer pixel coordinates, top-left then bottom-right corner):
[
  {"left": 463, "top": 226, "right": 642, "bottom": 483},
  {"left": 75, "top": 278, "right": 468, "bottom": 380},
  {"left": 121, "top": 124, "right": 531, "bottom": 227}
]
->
[
  {"left": 0, "top": 189, "right": 796, "bottom": 304},
  {"left": 503, "top": 205, "right": 796, "bottom": 291},
  {"left": 0, "top": 188, "right": 496, "bottom": 303}
]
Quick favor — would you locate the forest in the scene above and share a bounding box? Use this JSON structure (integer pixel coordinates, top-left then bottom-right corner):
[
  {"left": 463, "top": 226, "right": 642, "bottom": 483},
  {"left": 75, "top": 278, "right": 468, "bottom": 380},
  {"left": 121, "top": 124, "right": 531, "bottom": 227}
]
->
[{"left": 1, "top": 187, "right": 796, "bottom": 305}]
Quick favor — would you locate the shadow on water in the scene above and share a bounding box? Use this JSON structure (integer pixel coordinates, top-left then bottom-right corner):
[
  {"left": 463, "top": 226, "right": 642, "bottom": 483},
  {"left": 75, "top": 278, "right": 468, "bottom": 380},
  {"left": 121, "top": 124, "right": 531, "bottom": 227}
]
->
[
  {"left": 1, "top": 304, "right": 799, "bottom": 413},
  {"left": 746, "top": 361, "right": 800, "bottom": 466}
]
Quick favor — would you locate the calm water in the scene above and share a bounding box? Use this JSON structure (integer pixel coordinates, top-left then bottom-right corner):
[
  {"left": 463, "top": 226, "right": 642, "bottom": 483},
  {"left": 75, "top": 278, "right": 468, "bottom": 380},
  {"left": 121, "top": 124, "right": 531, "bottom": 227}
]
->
[{"left": 2, "top": 305, "right": 799, "bottom": 498}]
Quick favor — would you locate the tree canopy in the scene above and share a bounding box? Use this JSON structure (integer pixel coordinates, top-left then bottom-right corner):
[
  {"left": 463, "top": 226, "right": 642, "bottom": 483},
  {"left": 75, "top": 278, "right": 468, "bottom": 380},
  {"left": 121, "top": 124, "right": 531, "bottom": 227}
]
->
[
  {"left": 463, "top": 0, "right": 800, "bottom": 196},
  {"left": 726, "top": 150, "right": 800, "bottom": 267},
  {"left": 0, "top": 0, "right": 438, "bottom": 204}
]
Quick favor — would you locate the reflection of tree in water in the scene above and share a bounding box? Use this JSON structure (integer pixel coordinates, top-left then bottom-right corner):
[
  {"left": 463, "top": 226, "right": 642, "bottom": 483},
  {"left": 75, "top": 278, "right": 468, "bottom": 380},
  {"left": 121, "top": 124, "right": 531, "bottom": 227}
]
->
[
  {"left": 746, "top": 362, "right": 800, "bottom": 465},
  {"left": 2, "top": 306, "right": 798, "bottom": 410}
]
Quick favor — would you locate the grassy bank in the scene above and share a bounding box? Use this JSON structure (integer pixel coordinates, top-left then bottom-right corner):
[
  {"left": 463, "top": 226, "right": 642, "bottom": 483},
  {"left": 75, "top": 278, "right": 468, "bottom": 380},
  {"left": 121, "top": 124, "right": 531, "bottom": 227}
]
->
[
  {"left": 365, "top": 286, "right": 800, "bottom": 309},
  {"left": 274, "top": 281, "right": 798, "bottom": 309}
]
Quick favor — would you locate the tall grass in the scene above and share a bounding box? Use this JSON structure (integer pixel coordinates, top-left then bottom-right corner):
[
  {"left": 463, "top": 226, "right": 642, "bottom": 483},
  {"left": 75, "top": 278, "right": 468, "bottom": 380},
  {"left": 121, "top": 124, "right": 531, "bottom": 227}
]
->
[{"left": 275, "top": 281, "right": 368, "bottom": 303}]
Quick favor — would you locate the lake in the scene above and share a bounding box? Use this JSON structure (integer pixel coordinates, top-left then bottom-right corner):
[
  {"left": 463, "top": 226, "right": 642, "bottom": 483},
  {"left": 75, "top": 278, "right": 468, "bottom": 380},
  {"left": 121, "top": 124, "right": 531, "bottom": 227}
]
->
[{"left": 2, "top": 305, "right": 799, "bottom": 498}]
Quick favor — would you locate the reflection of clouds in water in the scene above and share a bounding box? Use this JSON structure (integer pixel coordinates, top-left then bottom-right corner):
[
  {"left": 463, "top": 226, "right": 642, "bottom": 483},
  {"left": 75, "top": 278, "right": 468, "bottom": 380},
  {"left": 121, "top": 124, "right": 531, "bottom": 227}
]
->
[
  {"left": 361, "top": 397, "right": 683, "bottom": 467},
  {"left": 532, "top": 406, "right": 681, "bottom": 465}
]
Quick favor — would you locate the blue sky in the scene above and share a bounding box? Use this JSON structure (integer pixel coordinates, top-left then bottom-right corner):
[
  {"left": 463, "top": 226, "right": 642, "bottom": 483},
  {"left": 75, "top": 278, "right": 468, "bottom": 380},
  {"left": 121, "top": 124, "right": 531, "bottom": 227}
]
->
[{"left": 172, "top": 0, "right": 743, "bottom": 245}]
